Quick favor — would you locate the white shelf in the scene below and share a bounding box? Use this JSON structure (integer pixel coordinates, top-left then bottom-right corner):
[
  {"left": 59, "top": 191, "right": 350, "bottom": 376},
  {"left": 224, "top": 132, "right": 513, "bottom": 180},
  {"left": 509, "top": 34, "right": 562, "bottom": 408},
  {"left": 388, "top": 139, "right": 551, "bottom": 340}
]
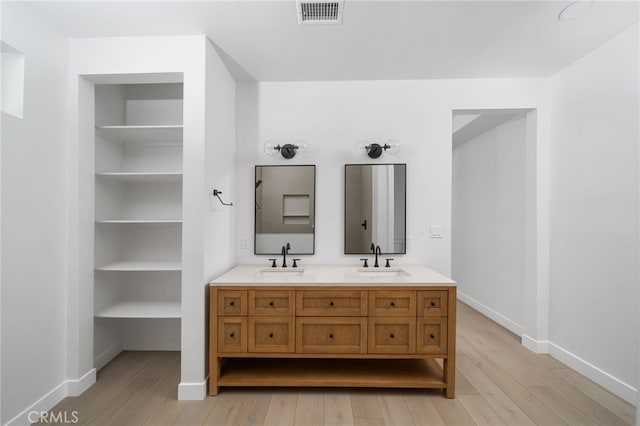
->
[
  {"left": 96, "top": 220, "right": 183, "bottom": 224},
  {"left": 96, "top": 172, "right": 183, "bottom": 183},
  {"left": 96, "top": 261, "right": 182, "bottom": 271},
  {"left": 95, "top": 301, "right": 181, "bottom": 319},
  {"left": 96, "top": 125, "right": 183, "bottom": 144}
]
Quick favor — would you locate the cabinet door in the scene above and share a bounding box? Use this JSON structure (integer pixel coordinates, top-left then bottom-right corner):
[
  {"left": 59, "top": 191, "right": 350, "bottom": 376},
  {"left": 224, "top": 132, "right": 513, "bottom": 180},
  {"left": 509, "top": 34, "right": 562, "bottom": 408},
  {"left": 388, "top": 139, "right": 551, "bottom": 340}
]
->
[
  {"left": 249, "top": 317, "right": 295, "bottom": 353},
  {"left": 218, "top": 290, "right": 247, "bottom": 316},
  {"left": 296, "top": 290, "right": 367, "bottom": 316},
  {"left": 249, "top": 290, "right": 295, "bottom": 316},
  {"left": 218, "top": 317, "right": 247, "bottom": 353},
  {"left": 368, "top": 291, "right": 416, "bottom": 317},
  {"left": 417, "top": 318, "right": 448, "bottom": 354},
  {"left": 417, "top": 290, "right": 448, "bottom": 317},
  {"left": 368, "top": 317, "right": 416, "bottom": 354},
  {"left": 296, "top": 317, "right": 367, "bottom": 354}
]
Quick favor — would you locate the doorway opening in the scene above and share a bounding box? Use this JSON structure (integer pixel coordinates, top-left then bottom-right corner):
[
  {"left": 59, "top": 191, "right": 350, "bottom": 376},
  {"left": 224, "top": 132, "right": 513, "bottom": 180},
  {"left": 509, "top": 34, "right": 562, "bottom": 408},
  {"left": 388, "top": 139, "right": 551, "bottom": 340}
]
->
[{"left": 451, "top": 108, "right": 534, "bottom": 337}]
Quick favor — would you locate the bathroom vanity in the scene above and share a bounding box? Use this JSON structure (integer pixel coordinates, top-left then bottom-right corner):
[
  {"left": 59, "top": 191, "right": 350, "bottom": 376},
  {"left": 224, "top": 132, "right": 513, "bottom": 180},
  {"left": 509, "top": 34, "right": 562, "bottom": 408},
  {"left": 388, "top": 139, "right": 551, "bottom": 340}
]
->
[{"left": 208, "top": 265, "right": 456, "bottom": 398}]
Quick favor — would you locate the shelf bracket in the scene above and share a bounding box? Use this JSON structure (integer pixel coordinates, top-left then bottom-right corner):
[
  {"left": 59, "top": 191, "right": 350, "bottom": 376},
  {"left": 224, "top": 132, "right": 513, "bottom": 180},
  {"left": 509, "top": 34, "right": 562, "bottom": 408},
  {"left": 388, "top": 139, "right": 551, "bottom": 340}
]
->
[{"left": 212, "top": 189, "right": 233, "bottom": 207}]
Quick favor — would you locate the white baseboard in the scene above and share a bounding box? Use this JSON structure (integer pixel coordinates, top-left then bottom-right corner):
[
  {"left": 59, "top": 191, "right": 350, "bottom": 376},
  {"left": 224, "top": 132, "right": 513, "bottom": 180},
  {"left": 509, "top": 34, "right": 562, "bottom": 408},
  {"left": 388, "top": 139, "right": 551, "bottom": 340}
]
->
[
  {"left": 547, "top": 341, "right": 638, "bottom": 406},
  {"left": 66, "top": 368, "right": 96, "bottom": 397},
  {"left": 5, "top": 368, "right": 96, "bottom": 426},
  {"left": 94, "top": 345, "right": 122, "bottom": 370},
  {"left": 178, "top": 379, "right": 208, "bottom": 400},
  {"left": 457, "top": 291, "right": 524, "bottom": 336},
  {"left": 5, "top": 380, "right": 67, "bottom": 426},
  {"left": 464, "top": 299, "right": 637, "bottom": 406},
  {"left": 521, "top": 334, "right": 549, "bottom": 354}
]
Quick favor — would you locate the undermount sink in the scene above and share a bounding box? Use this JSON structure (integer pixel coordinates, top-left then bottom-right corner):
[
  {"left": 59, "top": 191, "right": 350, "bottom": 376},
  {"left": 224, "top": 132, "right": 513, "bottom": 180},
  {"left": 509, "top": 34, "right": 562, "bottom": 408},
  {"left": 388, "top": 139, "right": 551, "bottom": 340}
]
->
[
  {"left": 255, "top": 269, "right": 305, "bottom": 278},
  {"left": 356, "top": 268, "right": 410, "bottom": 277}
]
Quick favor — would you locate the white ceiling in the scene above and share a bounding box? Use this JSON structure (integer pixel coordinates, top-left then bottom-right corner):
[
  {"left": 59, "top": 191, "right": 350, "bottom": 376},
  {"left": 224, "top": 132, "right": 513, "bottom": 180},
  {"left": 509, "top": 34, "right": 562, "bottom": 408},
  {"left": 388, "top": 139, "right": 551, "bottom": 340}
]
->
[{"left": 24, "top": 1, "right": 640, "bottom": 82}]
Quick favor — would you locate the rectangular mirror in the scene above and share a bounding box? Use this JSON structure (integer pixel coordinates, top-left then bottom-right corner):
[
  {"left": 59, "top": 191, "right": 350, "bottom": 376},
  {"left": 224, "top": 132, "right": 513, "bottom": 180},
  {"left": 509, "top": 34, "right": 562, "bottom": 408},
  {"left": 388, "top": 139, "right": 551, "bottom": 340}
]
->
[
  {"left": 345, "top": 164, "right": 406, "bottom": 254},
  {"left": 255, "top": 165, "right": 315, "bottom": 254}
]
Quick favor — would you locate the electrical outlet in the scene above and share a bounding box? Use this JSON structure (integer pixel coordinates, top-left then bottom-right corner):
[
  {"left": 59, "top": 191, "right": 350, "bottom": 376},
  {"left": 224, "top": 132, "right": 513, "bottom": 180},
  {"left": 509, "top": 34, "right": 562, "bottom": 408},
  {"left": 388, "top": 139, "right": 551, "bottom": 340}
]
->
[
  {"left": 430, "top": 225, "right": 443, "bottom": 239},
  {"left": 240, "top": 237, "right": 250, "bottom": 249}
]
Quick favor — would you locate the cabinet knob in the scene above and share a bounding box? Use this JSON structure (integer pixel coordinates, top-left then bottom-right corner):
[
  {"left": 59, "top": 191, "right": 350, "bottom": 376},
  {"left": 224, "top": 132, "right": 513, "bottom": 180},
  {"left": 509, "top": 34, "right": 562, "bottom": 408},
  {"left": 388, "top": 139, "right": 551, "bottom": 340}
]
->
[
  {"left": 329, "top": 334, "right": 334, "bottom": 339},
  {"left": 430, "top": 302, "right": 436, "bottom": 307},
  {"left": 230, "top": 301, "right": 235, "bottom": 306},
  {"left": 269, "top": 333, "right": 274, "bottom": 338},
  {"left": 390, "top": 301, "right": 395, "bottom": 307},
  {"left": 390, "top": 333, "right": 395, "bottom": 339},
  {"left": 430, "top": 333, "right": 436, "bottom": 339},
  {"left": 329, "top": 301, "right": 334, "bottom": 307},
  {"left": 269, "top": 301, "right": 274, "bottom": 307},
  {"left": 230, "top": 332, "right": 235, "bottom": 338}
]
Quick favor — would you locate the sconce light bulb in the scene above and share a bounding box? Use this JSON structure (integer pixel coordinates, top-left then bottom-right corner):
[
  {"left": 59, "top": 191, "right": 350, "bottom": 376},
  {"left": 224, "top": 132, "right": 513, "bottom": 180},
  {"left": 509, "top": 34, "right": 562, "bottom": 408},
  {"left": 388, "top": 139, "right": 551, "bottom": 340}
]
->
[
  {"left": 264, "top": 140, "right": 278, "bottom": 157},
  {"left": 385, "top": 139, "right": 401, "bottom": 155}
]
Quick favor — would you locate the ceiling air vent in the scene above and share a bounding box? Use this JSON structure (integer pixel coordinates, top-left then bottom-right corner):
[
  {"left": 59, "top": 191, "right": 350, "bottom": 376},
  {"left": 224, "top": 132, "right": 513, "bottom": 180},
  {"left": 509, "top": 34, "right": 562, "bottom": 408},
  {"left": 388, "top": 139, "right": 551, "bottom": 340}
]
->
[{"left": 297, "top": 0, "right": 344, "bottom": 24}]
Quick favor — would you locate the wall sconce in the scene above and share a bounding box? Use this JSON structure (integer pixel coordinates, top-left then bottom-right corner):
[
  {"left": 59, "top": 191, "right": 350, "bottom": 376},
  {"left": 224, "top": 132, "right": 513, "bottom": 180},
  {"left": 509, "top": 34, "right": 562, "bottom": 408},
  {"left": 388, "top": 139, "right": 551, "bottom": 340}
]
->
[
  {"left": 264, "top": 139, "right": 317, "bottom": 159},
  {"left": 356, "top": 139, "right": 401, "bottom": 158}
]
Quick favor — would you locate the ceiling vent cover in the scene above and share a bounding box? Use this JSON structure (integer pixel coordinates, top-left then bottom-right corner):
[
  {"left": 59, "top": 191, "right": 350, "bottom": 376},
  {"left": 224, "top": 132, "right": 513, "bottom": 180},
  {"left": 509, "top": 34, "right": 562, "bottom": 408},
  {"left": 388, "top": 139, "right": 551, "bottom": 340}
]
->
[{"left": 297, "top": 0, "right": 344, "bottom": 24}]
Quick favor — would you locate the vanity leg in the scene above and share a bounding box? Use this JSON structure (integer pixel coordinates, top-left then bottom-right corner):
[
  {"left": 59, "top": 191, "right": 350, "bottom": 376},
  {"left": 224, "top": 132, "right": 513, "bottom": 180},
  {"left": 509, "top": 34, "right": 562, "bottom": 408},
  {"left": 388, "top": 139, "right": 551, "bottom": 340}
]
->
[
  {"left": 443, "top": 357, "right": 455, "bottom": 398},
  {"left": 208, "top": 287, "right": 220, "bottom": 396},
  {"left": 444, "top": 287, "right": 457, "bottom": 398},
  {"left": 209, "top": 356, "right": 220, "bottom": 396}
]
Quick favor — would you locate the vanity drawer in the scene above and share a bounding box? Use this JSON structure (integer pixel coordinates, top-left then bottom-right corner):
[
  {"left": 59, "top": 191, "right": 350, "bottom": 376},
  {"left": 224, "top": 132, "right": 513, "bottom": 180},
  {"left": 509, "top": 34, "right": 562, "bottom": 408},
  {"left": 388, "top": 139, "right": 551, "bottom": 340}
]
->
[
  {"left": 218, "top": 290, "right": 247, "bottom": 316},
  {"left": 249, "top": 290, "right": 295, "bottom": 316},
  {"left": 368, "top": 317, "right": 416, "bottom": 354},
  {"left": 368, "top": 291, "right": 416, "bottom": 317},
  {"left": 417, "top": 290, "right": 448, "bottom": 317},
  {"left": 296, "top": 317, "right": 367, "bottom": 354},
  {"left": 417, "top": 317, "right": 448, "bottom": 355},
  {"left": 218, "top": 317, "right": 247, "bottom": 353},
  {"left": 296, "top": 290, "right": 367, "bottom": 316},
  {"left": 248, "top": 317, "right": 295, "bottom": 353}
]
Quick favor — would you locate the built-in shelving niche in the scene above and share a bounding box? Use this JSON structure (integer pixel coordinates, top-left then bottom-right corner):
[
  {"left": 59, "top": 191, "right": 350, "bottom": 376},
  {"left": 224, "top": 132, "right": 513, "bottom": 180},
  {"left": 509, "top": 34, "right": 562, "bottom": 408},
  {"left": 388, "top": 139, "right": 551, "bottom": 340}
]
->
[{"left": 93, "top": 82, "right": 183, "bottom": 369}]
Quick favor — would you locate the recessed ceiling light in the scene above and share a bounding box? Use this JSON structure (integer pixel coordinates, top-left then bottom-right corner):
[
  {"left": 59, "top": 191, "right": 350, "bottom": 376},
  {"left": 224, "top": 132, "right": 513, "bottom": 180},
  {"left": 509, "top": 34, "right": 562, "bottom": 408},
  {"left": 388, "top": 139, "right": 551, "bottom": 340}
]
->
[{"left": 558, "top": 1, "right": 594, "bottom": 21}]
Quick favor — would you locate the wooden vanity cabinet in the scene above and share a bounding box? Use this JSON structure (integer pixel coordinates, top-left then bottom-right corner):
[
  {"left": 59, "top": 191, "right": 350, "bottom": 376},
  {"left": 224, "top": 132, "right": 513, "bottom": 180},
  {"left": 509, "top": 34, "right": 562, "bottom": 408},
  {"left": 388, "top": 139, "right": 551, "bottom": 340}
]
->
[
  {"left": 296, "top": 290, "right": 367, "bottom": 316},
  {"left": 209, "top": 285, "right": 456, "bottom": 398},
  {"left": 368, "top": 316, "right": 416, "bottom": 354},
  {"left": 217, "top": 317, "right": 247, "bottom": 353},
  {"left": 249, "top": 290, "right": 295, "bottom": 316},
  {"left": 369, "top": 290, "right": 416, "bottom": 316},
  {"left": 218, "top": 290, "right": 247, "bottom": 316},
  {"left": 248, "top": 316, "right": 295, "bottom": 353},
  {"left": 297, "top": 317, "right": 367, "bottom": 354}
]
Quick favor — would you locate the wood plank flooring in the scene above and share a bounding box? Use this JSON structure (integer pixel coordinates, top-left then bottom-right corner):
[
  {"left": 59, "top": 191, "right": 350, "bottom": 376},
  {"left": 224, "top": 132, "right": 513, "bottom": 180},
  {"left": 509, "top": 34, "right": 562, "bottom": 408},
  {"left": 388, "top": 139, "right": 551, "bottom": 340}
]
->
[{"left": 42, "top": 302, "right": 636, "bottom": 425}]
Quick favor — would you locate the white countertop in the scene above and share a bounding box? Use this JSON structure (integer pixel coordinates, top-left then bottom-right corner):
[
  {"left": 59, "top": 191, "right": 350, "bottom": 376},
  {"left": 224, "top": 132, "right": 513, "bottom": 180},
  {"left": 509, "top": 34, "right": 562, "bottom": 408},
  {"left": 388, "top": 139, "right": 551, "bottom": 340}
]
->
[{"left": 209, "top": 264, "right": 456, "bottom": 287}]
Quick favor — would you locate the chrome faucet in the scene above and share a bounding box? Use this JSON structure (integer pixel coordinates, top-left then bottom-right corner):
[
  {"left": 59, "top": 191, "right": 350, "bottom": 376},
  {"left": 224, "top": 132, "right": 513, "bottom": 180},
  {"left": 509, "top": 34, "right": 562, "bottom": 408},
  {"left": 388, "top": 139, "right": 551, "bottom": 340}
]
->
[
  {"left": 281, "top": 242, "right": 291, "bottom": 267},
  {"left": 370, "top": 243, "right": 382, "bottom": 267}
]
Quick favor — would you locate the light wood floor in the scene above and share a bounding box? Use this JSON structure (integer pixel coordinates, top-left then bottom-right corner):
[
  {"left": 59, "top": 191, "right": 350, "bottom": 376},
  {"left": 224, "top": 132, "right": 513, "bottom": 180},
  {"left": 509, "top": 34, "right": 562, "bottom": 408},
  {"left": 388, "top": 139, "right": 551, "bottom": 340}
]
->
[{"left": 45, "top": 302, "right": 636, "bottom": 425}]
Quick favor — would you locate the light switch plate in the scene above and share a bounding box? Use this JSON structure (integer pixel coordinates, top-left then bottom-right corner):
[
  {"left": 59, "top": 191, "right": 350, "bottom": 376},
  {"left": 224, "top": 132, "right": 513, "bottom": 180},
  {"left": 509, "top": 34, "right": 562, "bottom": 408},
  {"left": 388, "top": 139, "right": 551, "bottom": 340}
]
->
[{"left": 430, "top": 225, "right": 443, "bottom": 239}]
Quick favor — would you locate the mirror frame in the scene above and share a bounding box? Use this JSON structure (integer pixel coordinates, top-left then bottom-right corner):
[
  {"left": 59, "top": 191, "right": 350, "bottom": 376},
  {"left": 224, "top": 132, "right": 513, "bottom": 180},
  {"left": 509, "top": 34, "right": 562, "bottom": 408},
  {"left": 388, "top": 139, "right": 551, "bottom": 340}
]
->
[
  {"left": 344, "top": 163, "right": 407, "bottom": 255},
  {"left": 254, "top": 164, "right": 316, "bottom": 255}
]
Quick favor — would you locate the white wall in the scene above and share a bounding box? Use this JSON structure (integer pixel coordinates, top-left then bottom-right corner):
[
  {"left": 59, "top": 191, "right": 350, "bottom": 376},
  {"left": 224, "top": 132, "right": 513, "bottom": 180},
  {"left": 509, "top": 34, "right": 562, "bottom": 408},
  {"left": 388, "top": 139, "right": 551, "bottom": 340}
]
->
[
  {"left": 235, "top": 79, "right": 548, "bottom": 277},
  {"left": 191, "top": 39, "right": 236, "bottom": 397},
  {"left": 452, "top": 115, "right": 527, "bottom": 335},
  {"left": 1, "top": 3, "right": 68, "bottom": 424},
  {"left": 67, "top": 35, "right": 230, "bottom": 403},
  {"left": 549, "top": 23, "right": 639, "bottom": 404}
]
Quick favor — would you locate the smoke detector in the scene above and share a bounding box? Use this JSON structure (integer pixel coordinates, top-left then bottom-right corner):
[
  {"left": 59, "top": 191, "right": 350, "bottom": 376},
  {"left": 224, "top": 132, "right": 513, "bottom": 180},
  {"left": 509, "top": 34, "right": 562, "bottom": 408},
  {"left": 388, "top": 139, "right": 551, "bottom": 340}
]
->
[{"left": 296, "top": 0, "right": 344, "bottom": 24}]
